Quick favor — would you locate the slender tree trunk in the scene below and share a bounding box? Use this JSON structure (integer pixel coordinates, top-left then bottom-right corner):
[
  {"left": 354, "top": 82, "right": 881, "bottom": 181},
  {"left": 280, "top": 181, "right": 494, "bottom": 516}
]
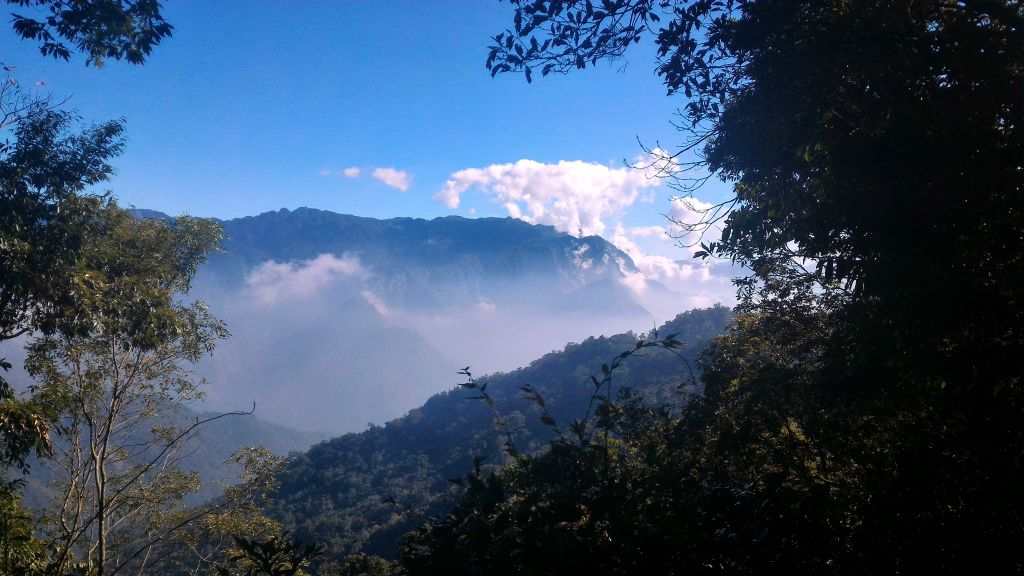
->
[{"left": 93, "top": 420, "right": 106, "bottom": 576}]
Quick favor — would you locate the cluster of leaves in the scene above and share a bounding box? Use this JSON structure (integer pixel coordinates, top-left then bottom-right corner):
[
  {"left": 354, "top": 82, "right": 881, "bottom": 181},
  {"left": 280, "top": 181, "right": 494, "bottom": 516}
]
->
[
  {"left": 0, "top": 479, "right": 47, "bottom": 575},
  {"left": 486, "top": 0, "right": 664, "bottom": 82},
  {"left": 7, "top": 0, "right": 174, "bottom": 66},
  {"left": 215, "top": 532, "right": 322, "bottom": 576}
]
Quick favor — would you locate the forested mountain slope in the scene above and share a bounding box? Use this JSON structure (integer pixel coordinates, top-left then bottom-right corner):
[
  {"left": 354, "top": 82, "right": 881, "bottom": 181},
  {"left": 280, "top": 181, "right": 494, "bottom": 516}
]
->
[{"left": 268, "top": 306, "right": 731, "bottom": 560}]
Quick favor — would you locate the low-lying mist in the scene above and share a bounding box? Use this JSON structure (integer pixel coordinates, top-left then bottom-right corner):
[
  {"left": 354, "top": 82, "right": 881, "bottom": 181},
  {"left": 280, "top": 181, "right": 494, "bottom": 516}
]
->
[{"left": 195, "top": 255, "right": 660, "bottom": 434}]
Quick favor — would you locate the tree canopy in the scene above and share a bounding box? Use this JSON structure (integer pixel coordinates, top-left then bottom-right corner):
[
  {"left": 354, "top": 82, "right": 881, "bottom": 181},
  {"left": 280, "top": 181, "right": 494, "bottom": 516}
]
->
[
  {"left": 487, "top": 0, "right": 1023, "bottom": 447},
  {"left": 6, "top": 0, "right": 173, "bottom": 66},
  {"left": 368, "top": 2, "right": 1024, "bottom": 574},
  {"left": 0, "top": 0, "right": 175, "bottom": 480}
]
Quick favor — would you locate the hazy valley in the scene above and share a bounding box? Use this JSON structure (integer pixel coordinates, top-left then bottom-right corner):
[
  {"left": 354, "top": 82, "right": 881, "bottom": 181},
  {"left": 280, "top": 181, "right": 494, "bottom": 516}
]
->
[{"left": 184, "top": 207, "right": 698, "bottom": 434}]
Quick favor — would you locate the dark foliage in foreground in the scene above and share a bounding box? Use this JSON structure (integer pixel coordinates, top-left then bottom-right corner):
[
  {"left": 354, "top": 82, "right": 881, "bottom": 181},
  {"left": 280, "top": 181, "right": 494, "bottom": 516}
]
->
[{"left": 345, "top": 1, "right": 1023, "bottom": 574}]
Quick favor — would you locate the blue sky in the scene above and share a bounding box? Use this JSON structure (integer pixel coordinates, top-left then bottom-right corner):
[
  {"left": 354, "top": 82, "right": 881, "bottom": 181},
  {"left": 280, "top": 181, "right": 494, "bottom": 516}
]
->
[{"left": 2, "top": 1, "right": 736, "bottom": 306}]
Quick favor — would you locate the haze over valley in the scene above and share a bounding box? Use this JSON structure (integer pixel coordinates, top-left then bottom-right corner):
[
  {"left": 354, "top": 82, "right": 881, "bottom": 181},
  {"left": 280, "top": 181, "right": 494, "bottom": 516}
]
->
[{"left": 185, "top": 207, "right": 732, "bottom": 434}]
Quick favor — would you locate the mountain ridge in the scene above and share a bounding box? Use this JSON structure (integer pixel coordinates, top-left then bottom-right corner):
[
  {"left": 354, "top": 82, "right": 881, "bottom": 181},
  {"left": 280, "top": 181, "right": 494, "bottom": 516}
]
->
[{"left": 158, "top": 207, "right": 674, "bottom": 433}]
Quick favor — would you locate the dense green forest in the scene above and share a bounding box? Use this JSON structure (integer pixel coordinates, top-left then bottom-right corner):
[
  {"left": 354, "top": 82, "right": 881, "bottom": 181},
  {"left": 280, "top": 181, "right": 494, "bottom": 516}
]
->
[
  {"left": 2, "top": 1, "right": 1022, "bottom": 575},
  {"left": 268, "top": 306, "right": 730, "bottom": 563}
]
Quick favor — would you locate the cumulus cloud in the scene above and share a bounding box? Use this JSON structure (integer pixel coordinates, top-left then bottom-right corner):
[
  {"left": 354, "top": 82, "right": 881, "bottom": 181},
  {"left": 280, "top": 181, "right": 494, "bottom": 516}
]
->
[
  {"left": 611, "top": 224, "right": 704, "bottom": 286},
  {"left": 343, "top": 167, "right": 361, "bottom": 178},
  {"left": 606, "top": 220, "right": 739, "bottom": 314},
  {"left": 667, "top": 196, "right": 721, "bottom": 247},
  {"left": 435, "top": 155, "right": 736, "bottom": 311},
  {"left": 435, "top": 158, "right": 665, "bottom": 237},
  {"left": 246, "top": 253, "right": 366, "bottom": 305},
  {"left": 372, "top": 167, "right": 412, "bottom": 191},
  {"left": 318, "top": 169, "right": 332, "bottom": 177},
  {"left": 628, "top": 225, "right": 670, "bottom": 239}
]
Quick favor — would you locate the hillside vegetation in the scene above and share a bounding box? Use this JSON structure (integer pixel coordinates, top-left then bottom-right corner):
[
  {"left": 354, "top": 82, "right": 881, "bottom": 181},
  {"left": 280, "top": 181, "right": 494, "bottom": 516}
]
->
[{"left": 269, "top": 306, "right": 731, "bottom": 561}]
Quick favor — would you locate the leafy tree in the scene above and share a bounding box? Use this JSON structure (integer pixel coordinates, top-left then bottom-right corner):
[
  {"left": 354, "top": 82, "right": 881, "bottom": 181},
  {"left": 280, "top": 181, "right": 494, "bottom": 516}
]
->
[
  {"left": 1, "top": 0, "right": 173, "bottom": 349},
  {"left": 6, "top": 0, "right": 173, "bottom": 66},
  {"left": 22, "top": 209, "right": 229, "bottom": 576},
  {"left": 1, "top": 0, "right": 174, "bottom": 563},
  {"left": 490, "top": 0, "right": 1022, "bottom": 380},
  {"left": 0, "top": 80, "right": 124, "bottom": 545},
  {"left": 0, "top": 103, "right": 123, "bottom": 346},
  {"left": 393, "top": 2, "right": 1024, "bottom": 573},
  {"left": 490, "top": 1, "right": 1020, "bottom": 300},
  {"left": 1, "top": 0, "right": 171, "bottom": 485}
]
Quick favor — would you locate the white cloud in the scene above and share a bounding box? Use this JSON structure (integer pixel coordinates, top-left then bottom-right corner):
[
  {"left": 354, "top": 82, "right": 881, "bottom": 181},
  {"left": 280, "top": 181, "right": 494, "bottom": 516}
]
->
[
  {"left": 320, "top": 167, "right": 363, "bottom": 179},
  {"left": 360, "top": 290, "right": 392, "bottom": 316},
  {"left": 435, "top": 158, "right": 665, "bottom": 237},
  {"left": 607, "top": 222, "right": 738, "bottom": 316},
  {"left": 627, "top": 225, "right": 669, "bottom": 239},
  {"left": 611, "top": 224, "right": 701, "bottom": 286},
  {"left": 667, "top": 196, "right": 721, "bottom": 247},
  {"left": 434, "top": 155, "right": 737, "bottom": 312},
  {"left": 246, "top": 253, "right": 366, "bottom": 305},
  {"left": 572, "top": 243, "right": 594, "bottom": 272},
  {"left": 618, "top": 266, "right": 651, "bottom": 297},
  {"left": 372, "top": 167, "right": 412, "bottom": 191}
]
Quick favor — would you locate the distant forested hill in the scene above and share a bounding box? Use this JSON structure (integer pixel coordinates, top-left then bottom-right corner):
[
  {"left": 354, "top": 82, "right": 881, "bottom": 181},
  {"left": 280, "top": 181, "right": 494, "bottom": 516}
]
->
[{"left": 267, "top": 306, "right": 731, "bottom": 560}]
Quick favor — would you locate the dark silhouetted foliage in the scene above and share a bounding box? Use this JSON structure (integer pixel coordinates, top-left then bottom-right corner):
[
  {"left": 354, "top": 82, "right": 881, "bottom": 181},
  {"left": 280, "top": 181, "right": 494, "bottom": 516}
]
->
[
  {"left": 6, "top": 0, "right": 173, "bottom": 66},
  {"left": 375, "top": 2, "right": 1024, "bottom": 574},
  {"left": 216, "top": 532, "right": 322, "bottom": 576}
]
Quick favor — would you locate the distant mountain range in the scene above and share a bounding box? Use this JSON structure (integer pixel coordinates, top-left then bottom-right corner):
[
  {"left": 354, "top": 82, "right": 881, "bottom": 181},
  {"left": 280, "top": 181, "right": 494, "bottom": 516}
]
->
[
  {"left": 130, "top": 207, "right": 681, "bottom": 434},
  {"left": 199, "top": 207, "right": 654, "bottom": 313},
  {"left": 14, "top": 208, "right": 721, "bottom": 521}
]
